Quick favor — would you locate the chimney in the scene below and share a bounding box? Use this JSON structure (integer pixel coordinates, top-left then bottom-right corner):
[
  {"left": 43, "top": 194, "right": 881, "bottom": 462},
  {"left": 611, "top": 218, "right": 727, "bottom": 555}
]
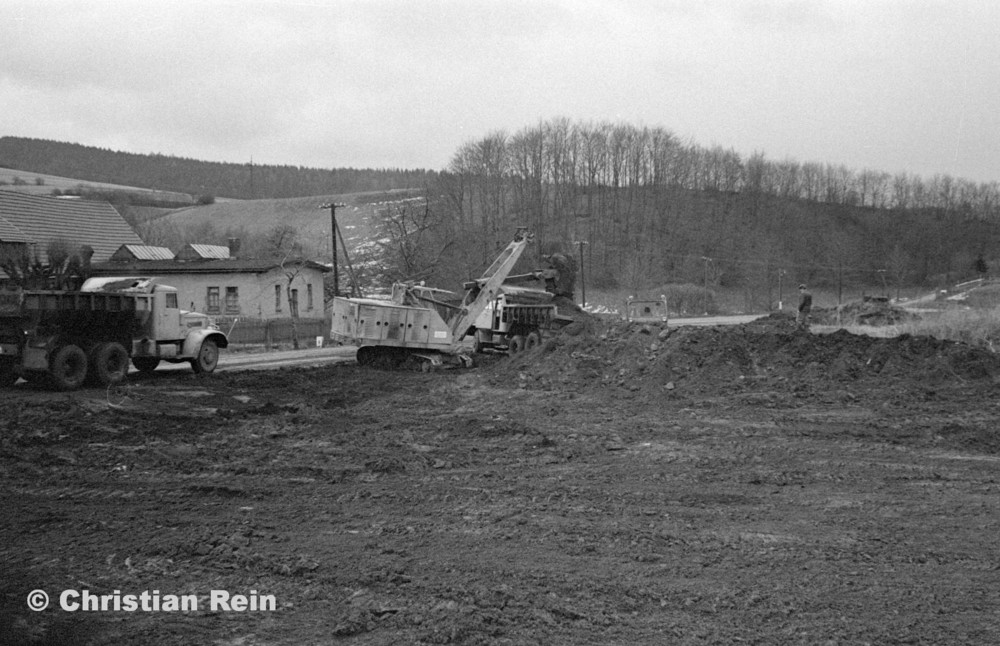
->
[{"left": 228, "top": 238, "right": 241, "bottom": 258}]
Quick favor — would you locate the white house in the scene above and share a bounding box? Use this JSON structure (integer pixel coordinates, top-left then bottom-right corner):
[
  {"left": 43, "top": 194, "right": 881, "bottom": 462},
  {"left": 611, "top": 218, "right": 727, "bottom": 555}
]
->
[{"left": 90, "top": 257, "right": 330, "bottom": 321}]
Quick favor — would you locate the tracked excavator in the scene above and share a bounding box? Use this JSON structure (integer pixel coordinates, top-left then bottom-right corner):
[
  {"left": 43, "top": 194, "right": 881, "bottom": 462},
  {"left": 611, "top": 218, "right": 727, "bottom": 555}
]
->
[{"left": 329, "top": 228, "right": 569, "bottom": 369}]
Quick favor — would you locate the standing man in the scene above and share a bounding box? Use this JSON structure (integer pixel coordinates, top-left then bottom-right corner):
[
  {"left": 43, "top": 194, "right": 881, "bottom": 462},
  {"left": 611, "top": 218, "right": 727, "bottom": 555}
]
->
[{"left": 796, "top": 284, "right": 813, "bottom": 329}]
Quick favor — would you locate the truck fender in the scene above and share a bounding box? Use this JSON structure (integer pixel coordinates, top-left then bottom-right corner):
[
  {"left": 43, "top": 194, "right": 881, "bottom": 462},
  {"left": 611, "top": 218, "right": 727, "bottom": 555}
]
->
[{"left": 182, "top": 329, "right": 229, "bottom": 358}]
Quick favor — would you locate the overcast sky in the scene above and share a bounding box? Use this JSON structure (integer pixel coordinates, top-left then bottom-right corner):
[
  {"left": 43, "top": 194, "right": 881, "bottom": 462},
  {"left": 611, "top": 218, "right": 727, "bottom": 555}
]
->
[{"left": 3, "top": 0, "right": 999, "bottom": 183}]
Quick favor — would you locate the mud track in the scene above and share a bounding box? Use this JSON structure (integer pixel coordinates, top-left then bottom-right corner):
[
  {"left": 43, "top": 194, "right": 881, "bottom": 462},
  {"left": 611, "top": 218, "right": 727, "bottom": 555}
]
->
[{"left": 3, "top": 321, "right": 1000, "bottom": 644}]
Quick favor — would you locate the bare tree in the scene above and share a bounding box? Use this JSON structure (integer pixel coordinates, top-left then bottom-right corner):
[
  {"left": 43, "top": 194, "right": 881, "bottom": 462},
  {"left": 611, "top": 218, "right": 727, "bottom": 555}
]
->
[{"left": 886, "top": 245, "right": 910, "bottom": 300}]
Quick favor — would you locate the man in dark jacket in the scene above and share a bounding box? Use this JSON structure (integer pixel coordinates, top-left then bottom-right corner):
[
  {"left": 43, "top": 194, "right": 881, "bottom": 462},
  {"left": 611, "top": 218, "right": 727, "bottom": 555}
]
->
[{"left": 796, "top": 284, "right": 813, "bottom": 329}]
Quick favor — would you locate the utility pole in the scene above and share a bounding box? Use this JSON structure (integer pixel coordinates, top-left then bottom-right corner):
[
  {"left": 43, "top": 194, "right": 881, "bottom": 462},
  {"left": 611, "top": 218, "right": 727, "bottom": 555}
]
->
[
  {"left": 777, "top": 269, "right": 786, "bottom": 310},
  {"left": 320, "top": 203, "right": 347, "bottom": 297},
  {"left": 574, "top": 240, "right": 589, "bottom": 308},
  {"left": 701, "top": 256, "right": 713, "bottom": 315}
]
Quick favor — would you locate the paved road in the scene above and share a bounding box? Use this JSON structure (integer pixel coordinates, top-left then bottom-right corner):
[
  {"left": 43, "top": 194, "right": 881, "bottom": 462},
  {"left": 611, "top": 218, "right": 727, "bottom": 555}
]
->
[
  {"left": 667, "top": 314, "right": 766, "bottom": 327},
  {"left": 144, "top": 345, "right": 358, "bottom": 374}
]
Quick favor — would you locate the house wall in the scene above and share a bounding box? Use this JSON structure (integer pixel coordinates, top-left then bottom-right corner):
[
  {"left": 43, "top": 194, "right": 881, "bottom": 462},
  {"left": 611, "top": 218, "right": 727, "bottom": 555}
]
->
[{"left": 139, "top": 267, "right": 326, "bottom": 319}]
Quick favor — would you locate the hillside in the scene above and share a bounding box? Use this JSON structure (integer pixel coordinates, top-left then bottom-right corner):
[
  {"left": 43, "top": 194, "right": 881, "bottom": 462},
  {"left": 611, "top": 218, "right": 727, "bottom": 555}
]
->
[
  {"left": 6, "top": 125, "right": 1000, "bottom": 303},
  {"left": 0, "top": 166, "right": 194, "bottom": 205},
  {"left": 422, "top": 119, "right": 1000, "bottom": 304},
  {"left": 130, "top": 190, "right": 426, "bottom": 289},
  {"left": 0, "top": 136, "right": 437, "bottom": 200}
]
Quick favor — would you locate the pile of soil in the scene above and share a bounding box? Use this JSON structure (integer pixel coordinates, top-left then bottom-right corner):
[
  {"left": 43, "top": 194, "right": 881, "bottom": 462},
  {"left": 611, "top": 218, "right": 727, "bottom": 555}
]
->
[
  {"left": 812, "top": 298, "right": 918, "bottom": 326},
  {"left": 498, "top": 318, "right": 1000, "bottom": 399}
]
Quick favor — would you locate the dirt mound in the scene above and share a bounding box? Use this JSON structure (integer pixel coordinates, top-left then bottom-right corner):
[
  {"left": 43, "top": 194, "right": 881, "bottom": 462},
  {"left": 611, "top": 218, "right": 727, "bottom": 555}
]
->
[
  {"left": 813, "top": 297, "right": 918, "bottom": 326},
  {"left": 496, "top": 319, "right": 1000, "bottom": 398}
]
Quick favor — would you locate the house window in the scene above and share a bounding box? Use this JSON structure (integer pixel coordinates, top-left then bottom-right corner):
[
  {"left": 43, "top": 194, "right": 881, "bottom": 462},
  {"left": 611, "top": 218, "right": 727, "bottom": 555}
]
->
[
  {"left": 225, "top": 286, "right": 240, "bottom": 314},
  {"left": 290, "top": 288, "right": 299, "bottom": 317},
  {"left": 206, "top": 287, "right": 220, "bottom": 314},
  {"left": 307, "top": 284, "right": 314, "bottom": 311},
  {"left": 275, "top": 284, "right": 282, "bottom": 313}
]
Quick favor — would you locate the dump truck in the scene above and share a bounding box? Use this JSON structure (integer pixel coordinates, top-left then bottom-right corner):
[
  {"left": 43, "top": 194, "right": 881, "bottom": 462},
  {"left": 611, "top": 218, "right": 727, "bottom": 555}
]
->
[
  {"left": 330, "top": 228, "right": 564, "bottom": 368},
  {"left": 0, "top": 277, "right": 229, "bottom": 390},
  {"left": 470, "top": 285, "right": 572, "bottom": 354}
]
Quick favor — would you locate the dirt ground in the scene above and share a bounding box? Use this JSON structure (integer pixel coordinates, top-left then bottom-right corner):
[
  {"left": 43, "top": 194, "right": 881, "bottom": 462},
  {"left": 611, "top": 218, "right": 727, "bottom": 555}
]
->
[{"left": 3, "top": 317, "right": 1000, "bottom": 645}]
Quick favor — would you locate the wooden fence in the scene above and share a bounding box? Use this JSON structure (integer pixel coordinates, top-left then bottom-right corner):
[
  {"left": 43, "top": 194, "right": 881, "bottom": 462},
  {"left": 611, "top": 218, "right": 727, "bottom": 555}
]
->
[{"left": 216, "top": 317, "right": 331, "bottom": 347}]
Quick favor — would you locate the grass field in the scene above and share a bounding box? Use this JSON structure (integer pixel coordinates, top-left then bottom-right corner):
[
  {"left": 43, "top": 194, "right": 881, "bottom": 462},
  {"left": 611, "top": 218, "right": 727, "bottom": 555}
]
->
[
  {"left": 0, "top": 166, "right": 192, "bottom": 203},
  {"left": 151, "top": 189, "right": 424, "bottom": 259}
]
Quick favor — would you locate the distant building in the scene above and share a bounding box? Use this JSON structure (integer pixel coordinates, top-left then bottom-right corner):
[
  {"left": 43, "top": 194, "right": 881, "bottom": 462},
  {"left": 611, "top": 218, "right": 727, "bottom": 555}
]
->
[
  {"left": 109, "top": 244, "right": 176, "bottom": 262},
  {"left": 176, "top": 243, "right": 230, "bottom": 261}
]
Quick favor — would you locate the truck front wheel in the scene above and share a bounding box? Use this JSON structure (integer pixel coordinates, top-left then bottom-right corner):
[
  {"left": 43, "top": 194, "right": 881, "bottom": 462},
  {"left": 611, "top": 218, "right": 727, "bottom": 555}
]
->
[
  {"left": 191, "top": 339, "right": 219, "bottom": 374},
  {"left": 50, "top": 344, "right": 88, "bottom": 391},
  {"left": 91, "top": 342, "right": 129, "bottom": 386}
]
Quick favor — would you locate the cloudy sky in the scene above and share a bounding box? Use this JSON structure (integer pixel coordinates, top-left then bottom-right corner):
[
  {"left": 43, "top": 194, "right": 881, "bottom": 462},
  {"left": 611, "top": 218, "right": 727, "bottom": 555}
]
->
[{"left": 3, "top": 0, "right": 999, "bottom": 183}]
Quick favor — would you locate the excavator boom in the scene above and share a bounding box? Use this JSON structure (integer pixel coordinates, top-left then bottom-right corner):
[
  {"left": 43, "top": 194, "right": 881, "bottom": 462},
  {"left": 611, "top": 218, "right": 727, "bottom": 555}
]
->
[{"left": 447, "top": 228, "right": 531, "bottom": 350}]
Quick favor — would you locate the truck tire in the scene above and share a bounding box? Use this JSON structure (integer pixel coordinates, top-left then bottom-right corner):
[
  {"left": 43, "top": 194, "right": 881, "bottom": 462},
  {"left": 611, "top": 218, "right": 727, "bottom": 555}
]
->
[
  {"left": 191, "top": 339, "right": 219, "bottom": 374},
  {"left": 91, "top": 342, "right": 129, "bottom": 386},
  {"left": 49, "top": 344, "right": 88, "bottom": 391},
  {"left": 525, "top": 331, "right": 541, "bottom": 350},
  {"left": 132, "top": 357, "right": 160, "bottom": 374},
  {"left": 508, "top": 335, "right": 526, "bottom": 355}
]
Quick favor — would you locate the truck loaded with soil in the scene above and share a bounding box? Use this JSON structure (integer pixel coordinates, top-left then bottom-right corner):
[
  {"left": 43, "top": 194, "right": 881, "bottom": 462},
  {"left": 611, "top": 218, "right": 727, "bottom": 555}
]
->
[{"left": 3, "top": 304, "right": 1000, "bottom": 644}]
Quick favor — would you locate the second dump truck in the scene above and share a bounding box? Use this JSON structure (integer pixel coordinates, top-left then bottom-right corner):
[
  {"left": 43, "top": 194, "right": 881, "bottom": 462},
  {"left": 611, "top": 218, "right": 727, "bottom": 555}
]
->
[{"left": 0, "top": 277, "right": 228, "bottom": 390}]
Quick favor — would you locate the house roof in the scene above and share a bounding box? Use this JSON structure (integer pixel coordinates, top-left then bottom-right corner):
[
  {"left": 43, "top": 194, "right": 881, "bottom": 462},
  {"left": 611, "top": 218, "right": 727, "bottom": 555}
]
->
[
  {"left": 90, "top": 258, "right": 331, "bottom": 275},
  {"left": 177, "top": 243, "right": 230, "bottom": 260},
  {"left": 0, "top": 213, "right": 30, "bottom": 242},
  {"left": 0, "top": 190, "right": 143, "bottom": 261},
  {"left": 112, "top": 244, "right": 175, "bottom": 261}
]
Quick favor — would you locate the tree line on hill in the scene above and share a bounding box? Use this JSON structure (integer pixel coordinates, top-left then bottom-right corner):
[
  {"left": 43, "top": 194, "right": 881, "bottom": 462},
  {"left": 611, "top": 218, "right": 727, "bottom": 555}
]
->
[
  {"left": 0, "top": 136, "right": 436, "bottom": 201},
  {"left": 370, "top": 118, "right": 999, "bottom": 310},
  {"left": 4, "top": 128, "right": 997, "bottom": 310}
]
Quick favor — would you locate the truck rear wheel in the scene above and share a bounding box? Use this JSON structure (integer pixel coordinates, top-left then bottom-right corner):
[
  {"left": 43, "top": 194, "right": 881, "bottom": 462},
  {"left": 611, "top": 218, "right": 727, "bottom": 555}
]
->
[
  {"left": 508, "top": 335, "right": 526, "bottom": 355},
  {"left": 91, "top": 342, "right": 129, "bottom": 386},
  {"left": 132, "top": 357, "right": 160, "bottom": 374},
  {"left": 191, "top": 339, "right": 219, "bottom": 374},
  {"left": 525, "top": 331, "right": 541, "bottom": 350},
  {"left": 49, "top": 344, "right": 88, "bottom": 391}
]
